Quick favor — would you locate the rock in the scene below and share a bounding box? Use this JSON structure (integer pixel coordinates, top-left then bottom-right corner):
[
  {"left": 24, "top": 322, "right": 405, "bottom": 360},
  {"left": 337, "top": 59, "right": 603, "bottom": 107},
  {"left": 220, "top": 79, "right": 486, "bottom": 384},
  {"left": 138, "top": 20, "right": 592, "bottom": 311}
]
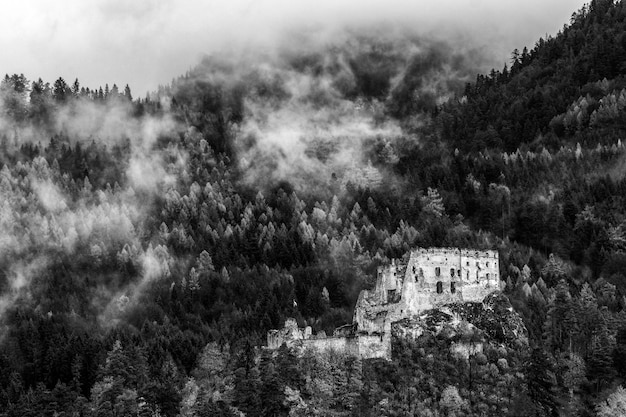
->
[{"left": 391, "top": 293, "right": 528, "bottom": 360}]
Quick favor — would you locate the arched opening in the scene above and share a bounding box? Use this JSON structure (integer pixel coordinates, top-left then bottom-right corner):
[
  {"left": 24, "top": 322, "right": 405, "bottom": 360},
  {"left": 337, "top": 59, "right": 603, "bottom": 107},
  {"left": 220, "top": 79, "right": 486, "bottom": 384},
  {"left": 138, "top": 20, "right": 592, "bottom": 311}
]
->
[
  {"left": 450, "top": 282, "right": 456, "bottom": 293},
  {"left": 436, "top": 281, "right": 443, "bottom": 294},
  {"left": 435, "top": 267, "right": 441, "bottom": 277},
  {"left": 450, "top": 268, "right": 455, "bottom": 277}
]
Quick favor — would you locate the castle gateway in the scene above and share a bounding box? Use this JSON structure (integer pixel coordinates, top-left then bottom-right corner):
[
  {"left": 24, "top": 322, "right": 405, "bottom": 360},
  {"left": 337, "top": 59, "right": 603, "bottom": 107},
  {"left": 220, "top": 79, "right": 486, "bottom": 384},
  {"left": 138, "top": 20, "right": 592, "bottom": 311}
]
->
[{"left": 267, "top": 247, "right": 501, "bottom": 359}]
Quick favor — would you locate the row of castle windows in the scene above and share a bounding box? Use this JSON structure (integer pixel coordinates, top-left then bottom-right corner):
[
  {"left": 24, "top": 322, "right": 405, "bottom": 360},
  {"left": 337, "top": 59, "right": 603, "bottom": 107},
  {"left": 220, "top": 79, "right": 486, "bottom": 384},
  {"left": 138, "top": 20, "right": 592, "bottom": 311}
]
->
[
  {"left": 436, "top": 281, "right": 456, "bottom": 294},
  {"left": 425, "top": 252, "right": 497, "bottom": 260},
  {"left": 426, "top": 260, "right": 492, "bottom": 268},
  {"left": 385, "top": 274, "right": 496, "bottom": 300},
  {"left": 432, "top": 267, "right": 491, "bottom": 280},
  {"left": 429, "top": 263, "right": 494, "bottom": 277},
  {"left": 387, "top": 281, "right": 458, "bottom": 298},
  {"left": 434, "top": 278, "right": 495, "bottom": 294},
  {"left": 464, "top": 261, "right": 491, "bottom": 268},
  {"left": 434, "top": 267, "right": 463, "bottom": 277}
]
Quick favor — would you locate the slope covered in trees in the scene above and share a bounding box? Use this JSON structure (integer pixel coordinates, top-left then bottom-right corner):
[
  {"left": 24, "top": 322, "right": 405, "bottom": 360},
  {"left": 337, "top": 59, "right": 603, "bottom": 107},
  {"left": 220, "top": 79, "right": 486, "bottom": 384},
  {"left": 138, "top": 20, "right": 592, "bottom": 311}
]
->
[{"left": 1, "top": 1, "right": 626, "bottom": 416}]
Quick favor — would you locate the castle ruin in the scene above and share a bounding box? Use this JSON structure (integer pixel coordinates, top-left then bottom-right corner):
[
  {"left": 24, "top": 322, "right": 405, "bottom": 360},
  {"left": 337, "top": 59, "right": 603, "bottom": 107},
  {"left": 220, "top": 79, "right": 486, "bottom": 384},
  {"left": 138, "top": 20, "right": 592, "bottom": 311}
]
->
[{"left": 267, "top": 247, "right": 501, "bottom": 359}]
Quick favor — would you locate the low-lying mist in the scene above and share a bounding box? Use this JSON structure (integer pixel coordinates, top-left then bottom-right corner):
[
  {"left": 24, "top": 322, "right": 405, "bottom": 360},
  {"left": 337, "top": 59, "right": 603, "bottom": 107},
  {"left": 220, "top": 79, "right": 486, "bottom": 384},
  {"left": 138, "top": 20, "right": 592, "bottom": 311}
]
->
[
  {"left": 0, "top": 22, "right": 491, "bottom": 332},
  {"left": 172, "top": 26, "right": 485, "bottom": 194}
]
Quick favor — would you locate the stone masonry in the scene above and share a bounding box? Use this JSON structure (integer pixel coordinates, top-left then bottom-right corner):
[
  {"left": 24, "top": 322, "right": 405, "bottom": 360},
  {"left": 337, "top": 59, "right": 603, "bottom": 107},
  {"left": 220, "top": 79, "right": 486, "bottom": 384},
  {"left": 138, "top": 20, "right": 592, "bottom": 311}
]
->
[{"left": 267, "top": 247, "right": 500, "bottom": 359}]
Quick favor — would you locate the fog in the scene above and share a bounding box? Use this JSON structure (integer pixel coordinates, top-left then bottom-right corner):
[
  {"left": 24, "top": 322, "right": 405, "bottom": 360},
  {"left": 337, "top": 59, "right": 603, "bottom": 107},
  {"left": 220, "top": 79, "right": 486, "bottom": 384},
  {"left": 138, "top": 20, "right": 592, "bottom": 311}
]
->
[
  {"left": 0, "top": 0, "right": 586, "bottom": 96},
  {"left": 0, "top": 0, "right": 590, "bottom": 329}
]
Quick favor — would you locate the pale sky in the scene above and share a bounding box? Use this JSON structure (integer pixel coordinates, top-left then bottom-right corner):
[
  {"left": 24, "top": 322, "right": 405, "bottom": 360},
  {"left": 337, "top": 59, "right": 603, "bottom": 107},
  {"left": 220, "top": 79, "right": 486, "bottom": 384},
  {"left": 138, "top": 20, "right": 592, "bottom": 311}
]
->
[{"left": 0, "top": 0, "right": 587, "bottom": 97}]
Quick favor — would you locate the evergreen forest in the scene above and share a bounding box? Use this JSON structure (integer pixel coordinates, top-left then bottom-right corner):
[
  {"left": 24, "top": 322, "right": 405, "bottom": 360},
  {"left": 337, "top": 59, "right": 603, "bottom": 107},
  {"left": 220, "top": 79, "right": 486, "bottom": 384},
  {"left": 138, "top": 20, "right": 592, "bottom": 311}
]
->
[{"left": 2, "top": 1, "right": 626, "bottom": 416}]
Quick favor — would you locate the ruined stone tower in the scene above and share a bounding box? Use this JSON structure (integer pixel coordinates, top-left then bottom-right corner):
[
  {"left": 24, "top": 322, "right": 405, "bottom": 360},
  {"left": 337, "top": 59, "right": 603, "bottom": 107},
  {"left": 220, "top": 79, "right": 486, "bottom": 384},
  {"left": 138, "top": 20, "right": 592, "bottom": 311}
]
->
[
  {"left": 267, "top": 247, "right": 500, "bottom": 359},
  {"left": 353, "top": 248, "right": 500, "bottom": 356}
]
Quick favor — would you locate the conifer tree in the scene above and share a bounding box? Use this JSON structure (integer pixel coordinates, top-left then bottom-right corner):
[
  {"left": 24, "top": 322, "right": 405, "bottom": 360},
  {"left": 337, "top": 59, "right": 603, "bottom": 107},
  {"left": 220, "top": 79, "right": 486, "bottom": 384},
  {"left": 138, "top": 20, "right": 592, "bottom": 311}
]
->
[
  {"left": 526, "top": 347, "right": 558, "bottom": 417},
  {"left": 233, "top": 341, "right": 260, "bottom": 416},
  {"left": 124, "top": 84, "right": 132, "bottom": 101}
]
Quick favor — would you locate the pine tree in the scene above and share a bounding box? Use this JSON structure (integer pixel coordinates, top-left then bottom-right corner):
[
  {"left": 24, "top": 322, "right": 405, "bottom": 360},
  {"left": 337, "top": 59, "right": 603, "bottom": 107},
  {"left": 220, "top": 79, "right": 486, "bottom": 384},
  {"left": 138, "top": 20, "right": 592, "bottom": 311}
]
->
[
  {"left": 233, "top": 341, "right": 260, "bottom": 416},
  {"left": 614, "top": 326, "right": 626, "bottom": 379},
  {"left": 196, "top": 250, "right": 215, "bottom": 273},
  {"left": 53, "top": 77, "right": 70, "bottom": 102},
  {"left": 259, "top": 349, "right": 287, "bottom": 417},
  {"left": 72, "top": 78, "right": 80, "bottom": 97},
  {"left": 587, "top": 325, "right": 616, "bottom": 393},
  {"left": 124, "top": 84, "right": 132, "bottom": 101},
  {"left": 276, "top": 344, "right": 302, "bottom": 390},
  {"left": 543, "top": 280, "right": 573, "bottom": 351},
  {"left": 526, "top": 347, "right": 558, "bottom": 417}
]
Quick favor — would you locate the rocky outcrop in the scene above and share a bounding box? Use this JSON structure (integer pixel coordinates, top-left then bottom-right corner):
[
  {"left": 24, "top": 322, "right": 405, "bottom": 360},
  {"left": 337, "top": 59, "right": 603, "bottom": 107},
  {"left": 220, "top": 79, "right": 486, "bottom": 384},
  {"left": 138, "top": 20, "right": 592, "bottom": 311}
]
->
[
  {"left": 390, "top": 293, "right": 528, "bottom": 360},
  {"left": 448, "top": 293, "right": 528, "bottom": 349}
]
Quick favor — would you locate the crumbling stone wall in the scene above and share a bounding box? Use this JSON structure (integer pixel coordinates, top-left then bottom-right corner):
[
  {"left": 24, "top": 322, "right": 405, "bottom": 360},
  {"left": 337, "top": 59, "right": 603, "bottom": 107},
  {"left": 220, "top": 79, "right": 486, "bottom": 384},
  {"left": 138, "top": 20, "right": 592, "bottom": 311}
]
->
[
  {"left": 266, "top": 320, "right": 388, "bottom": 359},
  {"left": 355, "top": 247, "right": 500, "bottom": 337},
  {"left": 267, "top": 247, "right": 501, "bottom": 360},
  {"left": 267, "top": 318, "right": 313, "bottom": 349}
]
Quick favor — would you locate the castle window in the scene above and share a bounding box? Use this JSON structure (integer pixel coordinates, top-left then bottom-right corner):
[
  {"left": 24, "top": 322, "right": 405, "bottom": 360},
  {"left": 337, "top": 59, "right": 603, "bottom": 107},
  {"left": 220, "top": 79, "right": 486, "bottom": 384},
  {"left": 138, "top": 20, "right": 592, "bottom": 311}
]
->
[
  {"left": 466, "top": 261, "right": 469, "bottom": 266},
  {"left": 436, "top": 281, "right": 443, "bottom": 294},
  {"left": 412, "top": 265, "right": 416, "bottom": 274},
  {"left": 387, "top": 289, "right": 396, "bottom": 302},
  {"left": 450, "top": 268, "right": 455, "bottom": 277},
  {"left": 435, "top": 267, "right": 441, "bottom": 277},
  {"left": 486, "top": 273, "right": 490, "bottom": 279},
  {"left": 457, "top": 269, "right": 461, "bottom": 276},
  {"left": 451, "top": 282, "right": 456, "bottom": 293},
  {"left": 486, "top": 262, "right": 490, "bottom": 268}
]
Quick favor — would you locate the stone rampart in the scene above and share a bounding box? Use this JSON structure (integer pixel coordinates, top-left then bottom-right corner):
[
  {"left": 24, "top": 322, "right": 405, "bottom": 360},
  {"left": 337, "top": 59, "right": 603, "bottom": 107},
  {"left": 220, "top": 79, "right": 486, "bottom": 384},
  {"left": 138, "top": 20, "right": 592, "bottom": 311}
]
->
[{"left": 298, "top": 337, "right": 360, "bottom": 356}]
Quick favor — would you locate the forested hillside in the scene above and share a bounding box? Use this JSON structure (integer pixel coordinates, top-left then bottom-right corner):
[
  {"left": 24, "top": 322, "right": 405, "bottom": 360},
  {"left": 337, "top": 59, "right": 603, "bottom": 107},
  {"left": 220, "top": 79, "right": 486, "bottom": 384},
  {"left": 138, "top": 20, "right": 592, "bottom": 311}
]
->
[{"left": 1, "top": 0, "right": 626, "bottom": 416}]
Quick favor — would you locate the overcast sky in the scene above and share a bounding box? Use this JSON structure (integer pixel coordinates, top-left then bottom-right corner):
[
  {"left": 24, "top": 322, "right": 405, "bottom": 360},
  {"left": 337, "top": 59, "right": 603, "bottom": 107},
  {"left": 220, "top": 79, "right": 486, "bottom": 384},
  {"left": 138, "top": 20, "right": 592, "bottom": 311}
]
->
[{"left": 0, "top": 0, "right": 587, "bottom": 97}]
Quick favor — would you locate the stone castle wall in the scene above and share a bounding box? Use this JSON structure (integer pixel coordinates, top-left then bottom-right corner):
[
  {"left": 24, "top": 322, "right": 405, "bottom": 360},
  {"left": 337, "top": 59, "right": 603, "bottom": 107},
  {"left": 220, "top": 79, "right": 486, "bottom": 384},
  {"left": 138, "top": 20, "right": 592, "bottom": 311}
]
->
[
  {"left": 267, "top": 247, "right": 500, "bottom": 360},
  {"left": 267, "top": 331, "right": 389, "bottom": 359},
  {"left": 267, "top": 318, "right": 312, "bottom": 349},
  {"left": 355, "top": 247, "right": 499, "bottom": 338},
  {"left": 290, "top": 335, "right": 389, "bottom": 359}
]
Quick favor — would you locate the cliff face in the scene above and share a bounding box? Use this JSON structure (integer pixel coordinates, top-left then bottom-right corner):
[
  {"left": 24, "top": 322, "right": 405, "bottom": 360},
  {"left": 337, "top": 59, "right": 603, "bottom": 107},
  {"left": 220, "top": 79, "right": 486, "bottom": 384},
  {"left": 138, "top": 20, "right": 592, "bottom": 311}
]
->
[{"left": 391, "top": 293, "right": 528, "bottom": 360}]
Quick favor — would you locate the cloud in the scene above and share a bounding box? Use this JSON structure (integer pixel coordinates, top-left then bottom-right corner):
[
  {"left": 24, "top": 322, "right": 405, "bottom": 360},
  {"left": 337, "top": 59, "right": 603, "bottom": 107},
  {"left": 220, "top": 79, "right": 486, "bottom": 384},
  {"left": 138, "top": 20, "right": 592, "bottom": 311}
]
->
[
  {"left": 0, "top": 0, "right": 586, "bottom": 96},
  {"left": 97, "top": 243, "right": 174, "bottom": 327},
  {"left": 32, "top": 179, "right": 68, "bottom": 212},
  {"left": 0, "top": 256, "right": 49, "bottom": 337},
  {"left": 180, "top": 27, "right": 472, "bottom": 193}
]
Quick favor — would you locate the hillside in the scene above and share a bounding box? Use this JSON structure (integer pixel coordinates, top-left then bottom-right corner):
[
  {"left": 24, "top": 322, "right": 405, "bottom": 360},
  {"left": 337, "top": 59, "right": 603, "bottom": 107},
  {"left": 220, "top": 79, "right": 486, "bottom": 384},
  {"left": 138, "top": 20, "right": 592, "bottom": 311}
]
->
[{"left": 1, "top": 1, "right": 626, "bottom": 416}]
